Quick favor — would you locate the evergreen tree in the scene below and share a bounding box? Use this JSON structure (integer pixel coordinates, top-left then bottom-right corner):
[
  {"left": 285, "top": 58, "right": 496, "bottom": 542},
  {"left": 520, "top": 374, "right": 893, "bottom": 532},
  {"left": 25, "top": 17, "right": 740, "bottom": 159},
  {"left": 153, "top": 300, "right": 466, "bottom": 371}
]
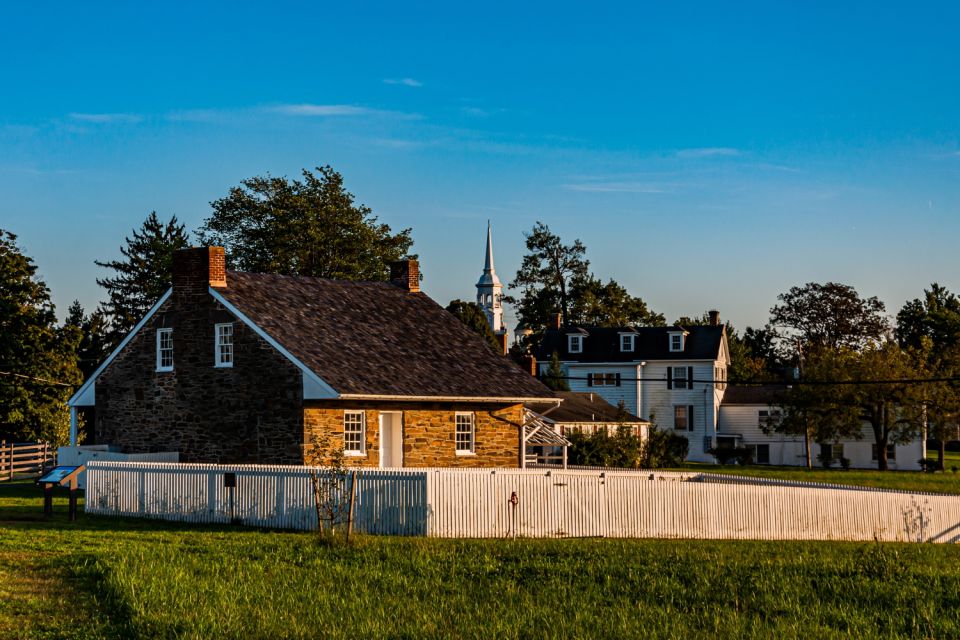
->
[
  {"left": 0, "top": 230, "right": 82, "bottom": 445},
  {"left": 445, "top": 299, "right": 501, "bottom": 352},
  {"left": 96, "top": 212, "right": 189, "bottom": 345},
  {"left": 64, "top": 300, "right": 110, "bottom": 380},
  {"left": 543, "top": 351, "right": 570, "bottom": 391},
  {"left": 197, "top": 166, "right": 414, "bottom": 281}
]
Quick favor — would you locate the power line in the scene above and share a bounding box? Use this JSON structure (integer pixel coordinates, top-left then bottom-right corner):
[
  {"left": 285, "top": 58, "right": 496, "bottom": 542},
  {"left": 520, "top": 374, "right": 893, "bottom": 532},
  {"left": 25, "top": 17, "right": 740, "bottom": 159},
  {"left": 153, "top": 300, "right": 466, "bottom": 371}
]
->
[{"left": 0, "top": 370, "right": 76, "bottom": 388}]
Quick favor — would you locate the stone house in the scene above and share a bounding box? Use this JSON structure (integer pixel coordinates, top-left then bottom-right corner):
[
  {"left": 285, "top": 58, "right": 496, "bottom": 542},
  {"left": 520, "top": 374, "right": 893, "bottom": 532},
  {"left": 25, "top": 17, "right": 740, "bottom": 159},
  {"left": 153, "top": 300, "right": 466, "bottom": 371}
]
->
[{"left": 67, "top": 247, "right": 558, "bottom": 467}]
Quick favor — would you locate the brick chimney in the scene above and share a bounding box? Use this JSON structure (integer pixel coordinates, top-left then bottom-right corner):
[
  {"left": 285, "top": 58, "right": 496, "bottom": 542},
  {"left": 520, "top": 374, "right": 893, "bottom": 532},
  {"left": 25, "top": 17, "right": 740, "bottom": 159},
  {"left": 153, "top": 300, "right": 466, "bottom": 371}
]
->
[
  {"left": 549, "top": 312, "right": 563, "bottom": 330},
  {"left": 708, "top": 310, "right": 721, "bottom": 326},
  {"left": 173, "top": 247, "right": 227, "bottom": 293},
  {"left": 495, "top": 331, "right": 508, "bottom": 356},
  {"left": 389, "top": 259, "right": 420, "bottom": 293}
]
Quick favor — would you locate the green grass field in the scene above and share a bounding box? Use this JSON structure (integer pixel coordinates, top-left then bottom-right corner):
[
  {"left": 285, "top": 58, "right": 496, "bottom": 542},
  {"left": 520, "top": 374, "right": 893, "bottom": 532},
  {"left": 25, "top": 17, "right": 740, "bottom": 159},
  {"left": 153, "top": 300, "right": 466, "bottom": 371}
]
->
[{"left": 3, "top": 481, "right": 960, "bottom": 639}]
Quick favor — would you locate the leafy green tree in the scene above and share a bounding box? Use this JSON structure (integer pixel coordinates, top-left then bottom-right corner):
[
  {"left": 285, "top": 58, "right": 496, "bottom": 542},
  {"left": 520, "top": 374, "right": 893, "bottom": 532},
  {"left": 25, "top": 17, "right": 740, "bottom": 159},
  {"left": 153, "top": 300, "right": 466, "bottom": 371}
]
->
[
  {"left": 0, "top": 230, "right": 82, "bottom": 445},
  {"left": 198, "top": 166, "right": 414, "bottom": 281},
  {"left": 770, "top": 282, "right": 889, "bottom": 354},
  {"left": 445, "top": 300, "right": 501, "bottom": 352},
  {"left": 508, "top": 222, "right": 660, "bottom": 333},
  {"left": 896, "top": 283, "right": 960, "bottom": 350},
  {"left": 569, "top": 276, "right": 665, "bottom": 327},
  {"left": 507, "top": 222, "right": 589, "bottom": 330},
  {"left": 63, "top": 300, "right": 110, "bottom": 380},
  {"left": 96, "top": 212, "right": 189, "bottom": 345},
  {"left": 543, "top": 351, "right": 570, "bottom": 391}
]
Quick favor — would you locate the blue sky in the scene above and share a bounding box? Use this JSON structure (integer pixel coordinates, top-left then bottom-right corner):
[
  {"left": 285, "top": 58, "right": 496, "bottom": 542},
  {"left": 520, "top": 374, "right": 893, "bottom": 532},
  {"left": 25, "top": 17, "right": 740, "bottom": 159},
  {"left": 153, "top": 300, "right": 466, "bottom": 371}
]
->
[{"left": 2, "top": 1, "right": 959, "bottom": 333}]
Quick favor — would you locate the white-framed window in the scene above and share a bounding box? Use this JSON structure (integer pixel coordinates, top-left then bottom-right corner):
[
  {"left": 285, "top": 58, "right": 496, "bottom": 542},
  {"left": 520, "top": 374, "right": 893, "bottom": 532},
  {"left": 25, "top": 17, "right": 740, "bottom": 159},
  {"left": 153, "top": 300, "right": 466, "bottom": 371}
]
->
[
  {"left": 456, "top": 412, "right": 475, "bottom": 454},
  {"left": 215, "top": 323, "right": 234, "bottom": 368},
  {"left": 620, "top": 334, "right": 635, "bottom": 352},
  {"left": 156, "top": 328, "right": 174, "bottom": 372},
  {"left": 674, "top": 405, "right": 693, "bottom": 431},
  {"left": 669, "top": 333, "right": 684, "bottom": 352},
  {"left": 589, "top": 372, "right": 618, "bottom": 387},
  {"left": 343, "top": 411, "right": 366, "bottom": 455},
  {"left": 568, "top": 335, "right": 583, "bottom": 353},
  {"left": 672, "top": 366, "right": 689, "bottom": 389}
]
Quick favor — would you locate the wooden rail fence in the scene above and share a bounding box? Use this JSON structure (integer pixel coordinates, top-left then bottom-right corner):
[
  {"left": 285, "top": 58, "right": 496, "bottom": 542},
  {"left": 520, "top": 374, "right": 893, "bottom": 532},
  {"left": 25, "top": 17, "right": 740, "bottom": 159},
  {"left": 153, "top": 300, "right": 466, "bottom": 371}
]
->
[
  {"left": 0, "top": 441, "right": 54, "bottom": 481},
  {"left": 84, "top": 461, "right": 960, "bottom": 543}
]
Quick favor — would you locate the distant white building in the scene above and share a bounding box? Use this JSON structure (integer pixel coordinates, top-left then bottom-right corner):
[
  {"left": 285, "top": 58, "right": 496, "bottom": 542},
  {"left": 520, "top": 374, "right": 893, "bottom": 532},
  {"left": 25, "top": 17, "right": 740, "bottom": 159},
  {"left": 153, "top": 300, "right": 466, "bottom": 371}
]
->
[
  {"left": 475, "top": 221, "right": 506, "bottom": 339},
  {"left": 718, "top": 386, "right": 925, "bottom": 470}
]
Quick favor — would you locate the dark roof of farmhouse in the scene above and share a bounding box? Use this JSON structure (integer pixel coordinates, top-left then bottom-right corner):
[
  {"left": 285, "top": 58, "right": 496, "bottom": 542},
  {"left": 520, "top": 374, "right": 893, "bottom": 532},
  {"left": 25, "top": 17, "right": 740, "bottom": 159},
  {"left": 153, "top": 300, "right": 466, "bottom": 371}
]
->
[
  {"left": 721, "top": 385, "right": 786, "bottom": 406},
  {"left": 217, "top": 270, "right": 555, "bottom": 400},
  {"left": 536, "top": 391, "right": 647, "bottom": 424},
  {"left": 534, "top": 325, "right": 726, "bottom": 362}
]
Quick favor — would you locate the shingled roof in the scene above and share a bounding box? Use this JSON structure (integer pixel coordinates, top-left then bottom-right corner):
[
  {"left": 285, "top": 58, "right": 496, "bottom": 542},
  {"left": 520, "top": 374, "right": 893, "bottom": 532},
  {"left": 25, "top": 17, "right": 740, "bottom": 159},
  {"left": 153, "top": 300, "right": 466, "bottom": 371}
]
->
[
  {"left": 535, "top": 325, "right": 726, "bottom": 363},
  {"left": 216, "top": 271, "right": 555, "bottom": 401},
  {"left": 537, "top": 391, "right": 647, "bottom": 424},
  {"left": 721, "top": 385, "right": 786, "bottom": 406}
]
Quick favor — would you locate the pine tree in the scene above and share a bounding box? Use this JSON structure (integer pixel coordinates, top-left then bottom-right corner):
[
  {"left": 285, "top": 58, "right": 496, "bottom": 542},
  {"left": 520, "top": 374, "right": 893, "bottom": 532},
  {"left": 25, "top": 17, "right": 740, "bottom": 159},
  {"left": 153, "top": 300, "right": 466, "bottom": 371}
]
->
[
  {"left": 446, "top": 300, "right": 501, "bottom": 352},
  {"left": 543, "top": 351, "right": 570, "bottom": 391},
  {"left": 96, "top": 212, "right": 189, "bottom": 345},
  {"left": 0, "top": 229, "right": 82, "bottom": 445},
  {"left": 64, "top": 300, "right": 110, "bottom": 380}
]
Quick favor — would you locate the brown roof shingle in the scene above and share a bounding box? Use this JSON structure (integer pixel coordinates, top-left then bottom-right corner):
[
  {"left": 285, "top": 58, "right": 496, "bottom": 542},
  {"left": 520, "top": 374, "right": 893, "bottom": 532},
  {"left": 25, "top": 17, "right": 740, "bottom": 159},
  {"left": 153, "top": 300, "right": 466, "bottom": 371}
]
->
[{"left": 217, "top": 271, "right": 554, "bottom": 400}]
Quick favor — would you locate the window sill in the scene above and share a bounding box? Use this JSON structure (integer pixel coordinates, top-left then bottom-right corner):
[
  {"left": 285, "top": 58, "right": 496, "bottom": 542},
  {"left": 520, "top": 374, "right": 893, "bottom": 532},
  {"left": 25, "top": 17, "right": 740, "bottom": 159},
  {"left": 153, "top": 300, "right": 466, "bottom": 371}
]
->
[
  {"left": 156, "top": 368, "right": 174, "bottom": 373},
  {"left": 456, "top": 451, "right": 476, "bottom": 456},
  {"left": 214, "top": 363, "right": 234, "bottom": 369},
  {"left": 344, "top": 451, "right": 366, "bottom": 457}
]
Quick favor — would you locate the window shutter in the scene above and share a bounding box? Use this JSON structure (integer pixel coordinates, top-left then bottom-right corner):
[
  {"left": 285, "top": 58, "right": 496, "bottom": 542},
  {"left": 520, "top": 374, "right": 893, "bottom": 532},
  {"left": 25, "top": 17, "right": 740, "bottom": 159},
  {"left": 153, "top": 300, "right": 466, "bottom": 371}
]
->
[
  {"left": 615, "top": 372, "right": 621, "bottom": 387},
  {"left": 688, "top": 367, "right": 694, "bottom": 389},
  {"left": 587, "top": 373, "right": 593, "bottom": 387},
  {"left": 667, "top": 368, "right": 673, "bottom": 390},
  {"left": 688, "top": 406, "right": 695, "bottom": 432}
]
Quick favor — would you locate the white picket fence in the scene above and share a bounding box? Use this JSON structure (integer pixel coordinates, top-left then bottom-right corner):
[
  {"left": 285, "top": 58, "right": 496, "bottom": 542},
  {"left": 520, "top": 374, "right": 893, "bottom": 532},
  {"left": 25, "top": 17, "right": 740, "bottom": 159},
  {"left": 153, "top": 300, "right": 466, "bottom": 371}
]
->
[{"left": 84, "top": 461, "right": 960, "bottom": 543}]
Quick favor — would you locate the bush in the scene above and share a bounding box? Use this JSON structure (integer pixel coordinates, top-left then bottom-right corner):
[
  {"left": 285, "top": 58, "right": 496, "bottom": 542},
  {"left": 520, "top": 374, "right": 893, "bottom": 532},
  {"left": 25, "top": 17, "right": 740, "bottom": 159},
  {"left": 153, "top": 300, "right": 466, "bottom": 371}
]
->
[
  {"left": 918, "top": 458, "right": 938, "bottom": 473},
  {"left": 840, "top": 457, "right": 851, "bottom": 471},
  {"left": 566, "top": 426, "right": 688, "bottom": 469},
  {"left": 708, "top": 447, "right": 754, "bottom": 466}
]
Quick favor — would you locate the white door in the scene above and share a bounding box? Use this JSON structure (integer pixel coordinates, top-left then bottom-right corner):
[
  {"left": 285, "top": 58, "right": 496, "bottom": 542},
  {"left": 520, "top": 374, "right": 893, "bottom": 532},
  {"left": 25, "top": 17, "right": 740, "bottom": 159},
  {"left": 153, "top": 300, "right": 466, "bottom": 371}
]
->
[{"left": 379, "top": 412, "right": 403, "bottom": 468}]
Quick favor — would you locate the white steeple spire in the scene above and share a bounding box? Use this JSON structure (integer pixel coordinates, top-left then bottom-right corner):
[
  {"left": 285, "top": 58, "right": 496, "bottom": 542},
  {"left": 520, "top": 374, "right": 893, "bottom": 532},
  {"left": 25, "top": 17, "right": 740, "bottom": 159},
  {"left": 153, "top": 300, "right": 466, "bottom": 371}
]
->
[{"left": 476, "top": 221, "right": 504, "bottom": 334}]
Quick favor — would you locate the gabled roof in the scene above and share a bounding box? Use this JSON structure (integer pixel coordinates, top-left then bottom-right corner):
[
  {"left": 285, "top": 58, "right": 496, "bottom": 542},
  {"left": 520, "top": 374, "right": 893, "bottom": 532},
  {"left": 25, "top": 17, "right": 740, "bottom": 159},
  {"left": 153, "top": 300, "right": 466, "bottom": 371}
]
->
[
  {"left": 216, "top": 271, "right": 554, "bottom": 401},
  {"left": 535, "top": 325, "right": 726, "bottom": 363},
  {"left": 529, "top": 391, "right": 647, "bottom": 424}
]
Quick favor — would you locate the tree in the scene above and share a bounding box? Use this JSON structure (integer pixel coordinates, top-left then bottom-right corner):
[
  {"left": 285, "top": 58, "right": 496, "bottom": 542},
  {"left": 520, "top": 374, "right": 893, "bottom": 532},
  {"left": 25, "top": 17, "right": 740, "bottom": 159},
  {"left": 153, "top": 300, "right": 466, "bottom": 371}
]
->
[
  {"left": 445, "top": 300, "right": 501, "bottom": 352},
  {"left": 0, "top": 230, "right": 82, "bottom": 445},
  {"left": 96, "top": 212, "right": 190, "bottom": 345},
  {"left": 543, "top": 351, "right": 570, "bottom": 391},
  {"left": 64, "top": 301, "right": 110, "bottom": 381},
  {"left": 769, "top": 282, "right": 889, "bottom": 354},
  {"left": 569, "top": 276, "right": 665, "bottom": 327},
  {"left": 197, "top": 166, "right": 414, "bottom": 281},
  {"left": 508, "top": 222, "right": 589, "bottom": 330},
  {"left": 920, "top": 342, "right": 960, "bottom": 470},
  {"left": 896, "top": 283, "right": 960, "bottom": 351},
  {"left": 508, "top": 222, "right": 660, "bottom": 333}
]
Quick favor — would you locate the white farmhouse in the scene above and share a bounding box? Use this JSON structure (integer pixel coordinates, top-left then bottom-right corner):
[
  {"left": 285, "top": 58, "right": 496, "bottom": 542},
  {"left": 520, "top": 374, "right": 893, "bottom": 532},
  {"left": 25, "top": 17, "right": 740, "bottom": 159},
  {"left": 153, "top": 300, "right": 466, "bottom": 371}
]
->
[{"left": 534, "top": 311, "right": 730, "bottom": 463}]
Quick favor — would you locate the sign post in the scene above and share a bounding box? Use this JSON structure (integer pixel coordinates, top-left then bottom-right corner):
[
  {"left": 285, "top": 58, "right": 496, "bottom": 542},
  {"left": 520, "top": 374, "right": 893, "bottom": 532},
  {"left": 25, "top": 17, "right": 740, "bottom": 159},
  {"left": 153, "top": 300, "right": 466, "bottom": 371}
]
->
[{"left": 37, "top": 465, "right": 85, "bottom": 521}]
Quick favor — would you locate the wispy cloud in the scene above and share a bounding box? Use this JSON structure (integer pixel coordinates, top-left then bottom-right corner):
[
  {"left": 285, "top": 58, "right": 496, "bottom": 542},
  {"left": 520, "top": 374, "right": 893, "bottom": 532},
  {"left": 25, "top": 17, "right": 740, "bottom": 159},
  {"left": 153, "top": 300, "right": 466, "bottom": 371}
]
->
[
  {"left": 268, "top": 103, "right": 422, "bottom": 120},
  {"left": 68, "top": 112, "right": 143, "bottom": 124},
  {"left": 460, "top": 106, "right": 507, "bottom": 118},
  {"left": 383, "top": 78, "right": 423, "bottom": 87},
  {"left": 676, "top": 147, "right": 741, "bottom": 158},
  {"left": 562, "top": 182, "right": 671, "bottom": 194}
]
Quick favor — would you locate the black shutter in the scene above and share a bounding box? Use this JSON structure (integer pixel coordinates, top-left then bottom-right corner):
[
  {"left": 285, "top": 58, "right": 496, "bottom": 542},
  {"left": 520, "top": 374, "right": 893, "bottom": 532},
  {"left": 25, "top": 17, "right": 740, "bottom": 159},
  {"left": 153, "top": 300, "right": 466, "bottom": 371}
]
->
[
  {"left": 615, "top": 372, "right": 621, "bottom": 387},
  {"left": 688, "top": 366, "right": 694, "bottom": 389},
  {"left": 587, "top": 373, "right": 593, "bottom": 387},
  {"left": 688, "top": 406, "right": 695, "bottom": 432},
  {"left": 667, "top": 368, "right": 673, "bottom": 390}
]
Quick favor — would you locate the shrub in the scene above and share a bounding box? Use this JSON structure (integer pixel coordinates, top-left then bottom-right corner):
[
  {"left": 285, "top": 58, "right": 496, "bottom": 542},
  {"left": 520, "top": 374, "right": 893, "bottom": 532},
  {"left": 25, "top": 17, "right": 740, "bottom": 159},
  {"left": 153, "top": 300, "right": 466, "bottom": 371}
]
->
[
  {"left": 840, "top": 457, "right": 851, "bottom": 471},
  {"left": 708, "top": 447, "right": 754, "bottom": 466},
  {"left": 566, "top": 426, "right": 688, "bottom": 469}
]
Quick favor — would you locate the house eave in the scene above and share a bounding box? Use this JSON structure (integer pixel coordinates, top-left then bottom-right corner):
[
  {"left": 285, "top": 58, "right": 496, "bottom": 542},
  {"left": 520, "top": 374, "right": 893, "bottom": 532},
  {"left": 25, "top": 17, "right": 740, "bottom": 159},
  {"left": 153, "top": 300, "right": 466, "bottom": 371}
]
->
[{"left": 334, "top": 394, "right": 562, "bottom": 405}]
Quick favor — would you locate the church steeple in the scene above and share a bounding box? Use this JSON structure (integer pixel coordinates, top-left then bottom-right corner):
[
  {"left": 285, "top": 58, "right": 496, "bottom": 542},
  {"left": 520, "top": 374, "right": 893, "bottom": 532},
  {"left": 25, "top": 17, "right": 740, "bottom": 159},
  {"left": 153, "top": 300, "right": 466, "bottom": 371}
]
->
[{"left": 476, "top": 221, "right": 504, "bottom": 334}]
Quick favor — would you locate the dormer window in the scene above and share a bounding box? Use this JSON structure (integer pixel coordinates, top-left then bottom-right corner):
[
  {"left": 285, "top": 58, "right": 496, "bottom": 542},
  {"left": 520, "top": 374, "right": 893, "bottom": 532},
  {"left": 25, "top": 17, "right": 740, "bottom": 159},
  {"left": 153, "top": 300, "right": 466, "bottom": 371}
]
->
[
  {"left": 669, "top": 332, "right": 685, "bottom": 352},
  {"left": 620, "top": 334, "right": 635, "bottom": 352},
  {"left": 568, "top": 334, "right": 583, "bottom": 353}
]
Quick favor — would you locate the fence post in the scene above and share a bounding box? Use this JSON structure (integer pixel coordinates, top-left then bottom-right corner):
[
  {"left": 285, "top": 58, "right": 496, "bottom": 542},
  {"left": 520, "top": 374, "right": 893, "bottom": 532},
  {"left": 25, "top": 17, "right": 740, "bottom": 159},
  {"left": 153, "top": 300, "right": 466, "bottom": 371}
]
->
[
  {"left": 0, "top": 441, "right": 6, "bottom": 481},
  {"left": 347, "top": 471, "right": 358, "bottom": 541}
]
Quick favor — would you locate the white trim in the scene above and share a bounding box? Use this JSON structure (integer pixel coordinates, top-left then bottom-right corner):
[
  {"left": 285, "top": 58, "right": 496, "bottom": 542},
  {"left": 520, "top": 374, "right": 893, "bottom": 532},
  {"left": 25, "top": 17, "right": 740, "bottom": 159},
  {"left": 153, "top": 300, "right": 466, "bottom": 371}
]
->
[
  {"left": 69, "top": 406, "right": 78, "bottom": 446},
  {"left": 208, "top": 288, "right": 338, "bottom": 400},
  {"left": 69, "top": 289, "right": 173, "bottom": 407},
  {"left": 337, "top": 393, "right": 561, "bottom": 405},
  {"left": 455, "top": 411, "right": 476, "bottom": 454},
  {"left": 619, "top": 334, "right": 635, "bottom": 352},
  {"left": 568, "top": 334, "right": 583, "bottom": 353},
  {"left": 214, "top": 322, "right": 234, "bottom": 368},
  {"left": 156, "top": 328, "right": 174, "bottom": 372}
]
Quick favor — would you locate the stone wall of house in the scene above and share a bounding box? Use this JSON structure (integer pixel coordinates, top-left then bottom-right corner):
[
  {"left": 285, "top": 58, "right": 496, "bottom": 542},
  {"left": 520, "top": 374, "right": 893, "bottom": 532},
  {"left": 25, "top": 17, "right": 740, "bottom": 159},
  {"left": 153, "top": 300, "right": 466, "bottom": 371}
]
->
[
  {"left": 95, "top": 293, "right": 305, "bottom": 464},
  {"left": 303, "top": 402, "right": 524, "bottom": 467}
]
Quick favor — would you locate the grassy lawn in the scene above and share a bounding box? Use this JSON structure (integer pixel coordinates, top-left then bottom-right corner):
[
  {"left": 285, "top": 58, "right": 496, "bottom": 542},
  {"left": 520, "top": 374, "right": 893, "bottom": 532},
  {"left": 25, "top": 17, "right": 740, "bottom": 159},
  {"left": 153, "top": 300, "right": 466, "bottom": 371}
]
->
[
  {"left": 679, "top": 463, "right": 960, "bottom": 494},
  {"left": 3, "top": 481, "right": 960, "bottom": 638}
]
